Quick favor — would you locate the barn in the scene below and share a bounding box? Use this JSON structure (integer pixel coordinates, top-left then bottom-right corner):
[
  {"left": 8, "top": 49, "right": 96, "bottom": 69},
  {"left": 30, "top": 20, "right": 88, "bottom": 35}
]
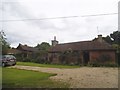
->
[
  {"left": 48, "top": 35, "right": 116, "bottom": 65},
  {"left": 16, "top": 44, "right": 39, "bottom": 58}
]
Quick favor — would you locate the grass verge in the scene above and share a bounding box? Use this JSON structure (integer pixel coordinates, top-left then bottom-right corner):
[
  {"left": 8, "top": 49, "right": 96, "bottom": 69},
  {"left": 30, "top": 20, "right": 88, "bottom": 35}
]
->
[
  {"left": 17, "top": 62, "right": 80, "bottom": 68},
  {"left": 2, "top": 68, "right": 69, "bottom": 88}
]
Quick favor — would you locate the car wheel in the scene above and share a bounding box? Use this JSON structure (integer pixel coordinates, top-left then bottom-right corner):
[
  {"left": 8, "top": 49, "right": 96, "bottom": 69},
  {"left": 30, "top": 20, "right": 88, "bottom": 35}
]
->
[
  {"left": 12, "top": 64, "right": 16, "bottom": 66},
  {"left": 2, "top": 63, "right": 5, "bottom": 67}
]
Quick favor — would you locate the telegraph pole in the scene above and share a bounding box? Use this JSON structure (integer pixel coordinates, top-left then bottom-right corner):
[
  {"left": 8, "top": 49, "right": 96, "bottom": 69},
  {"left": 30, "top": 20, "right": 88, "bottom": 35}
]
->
[
  {"left": 118, "top": 1, "right": 120, "bottom": 90},
  {"left": 97, "top": 26, "right": 99, "bottom": 35}
]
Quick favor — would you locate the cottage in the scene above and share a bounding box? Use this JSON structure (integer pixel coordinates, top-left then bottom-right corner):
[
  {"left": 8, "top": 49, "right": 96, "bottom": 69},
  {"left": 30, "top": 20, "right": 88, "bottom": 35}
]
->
[
  {"left": 48, "top": 35, "right": 116, "bottom": 65},
  {"left": 16, "top": 44, "right": 38, "bottom": 58},
  {"left": 7, "top": 48, "right": 21, "bottom": 55}
]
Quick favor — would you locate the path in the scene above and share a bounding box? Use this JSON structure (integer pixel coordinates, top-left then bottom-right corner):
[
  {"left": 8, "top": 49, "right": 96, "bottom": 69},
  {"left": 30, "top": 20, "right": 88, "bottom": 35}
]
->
[{"left": 10, "top": 65, "right": 118, "bottom": 88}]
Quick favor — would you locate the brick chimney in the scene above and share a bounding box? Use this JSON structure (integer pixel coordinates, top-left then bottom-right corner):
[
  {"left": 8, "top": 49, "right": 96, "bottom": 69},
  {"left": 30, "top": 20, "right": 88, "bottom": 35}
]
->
[
  {"left": 98, "top": 35, "right": 103, "bottom": 42},
  {"left": 51, "top": 36, "right": 58, "bottom": 46}
]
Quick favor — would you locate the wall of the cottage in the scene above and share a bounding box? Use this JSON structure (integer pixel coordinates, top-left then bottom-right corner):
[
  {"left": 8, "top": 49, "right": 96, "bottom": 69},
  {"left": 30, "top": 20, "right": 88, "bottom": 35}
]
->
[
  {"left": 63, "top": 55, "right": 82, "bottom": 65},
  {"left": 58, "top": 51, "right": 83, "bottom": 65},
  {"left": 48, "top": 53, "right": 60, "bottom": 64},
  {"left": 89, "top": 50, "right": 116, "bottom": 64},
  {"left": 48, "top": 50, "right": 116, "bottom": 65}
]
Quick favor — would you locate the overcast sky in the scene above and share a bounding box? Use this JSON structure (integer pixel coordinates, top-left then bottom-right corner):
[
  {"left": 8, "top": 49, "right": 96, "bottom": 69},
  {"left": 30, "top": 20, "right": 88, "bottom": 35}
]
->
[{"left": 0, "top": 0, "right": 119, "bottom": 47}]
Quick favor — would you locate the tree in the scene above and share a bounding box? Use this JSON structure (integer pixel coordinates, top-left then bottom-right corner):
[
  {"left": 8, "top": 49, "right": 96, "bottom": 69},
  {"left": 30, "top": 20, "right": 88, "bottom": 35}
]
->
[
  {"left": 35, "top": 42, "right": 51, "bottom": 57},
  {"left": 0, "top": 30, "right": 10, "bottom": 54},
  {"left": 110, "top": 31, "right": 120, "bottom": 45},
  {"left": 36, "top": 42, "right": 50, "bottom": 51},
  {"left": 109, "top": 31, "right": 120, "bottom": 65},
  {"left": 35, "top": 42, "right": 51, "bottom": 63}
]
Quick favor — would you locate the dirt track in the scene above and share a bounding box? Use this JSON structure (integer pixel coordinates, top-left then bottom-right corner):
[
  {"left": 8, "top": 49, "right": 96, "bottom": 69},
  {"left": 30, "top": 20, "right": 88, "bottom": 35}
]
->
[{"left": 10, "top": 65, "right": 118, "bottom": 88}]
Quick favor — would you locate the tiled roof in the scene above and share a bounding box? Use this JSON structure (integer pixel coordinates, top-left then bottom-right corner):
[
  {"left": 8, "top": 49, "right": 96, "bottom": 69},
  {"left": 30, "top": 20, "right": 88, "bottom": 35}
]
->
[
  {"left": 49, "top": 40, "right": 115, "bottom": 52},
  {"left": 7, "top": 48, "right": 21, "bottom": 54},
  {"left": 17, "top": 44, "right": 39, "bottom": 52}
]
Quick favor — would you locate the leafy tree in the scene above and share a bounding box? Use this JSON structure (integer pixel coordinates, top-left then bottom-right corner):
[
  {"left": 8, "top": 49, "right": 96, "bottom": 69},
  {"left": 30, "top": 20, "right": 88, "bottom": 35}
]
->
[
  {"left": 110, "top": 31, "right": 120, "bottom": 45},
  {"left": 36, "top": 42, "right": 51, "bottom": 57},
  {"left": 35, "top": 42, "right": 51, "bottom": 63},
  {"left": 36, "top": 42, "right": 50, "bottom": 51},
  {"left": 109, "top": 31, "right": 120, "bottom": 65},
  {"left": 0, "top": 30, "right": 10, "bottom": 54}
]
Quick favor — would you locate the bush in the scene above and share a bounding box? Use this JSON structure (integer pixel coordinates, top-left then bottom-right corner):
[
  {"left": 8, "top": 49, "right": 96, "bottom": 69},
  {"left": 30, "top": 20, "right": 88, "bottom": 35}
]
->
[
  {"left": 22, "top": 58, "right": 31, "bottom": 62},
  {"left": 88, "top": 61, "right": 118, "bottom": 67},
  {"left": 14, "top": 54, "right": 23, "bottom": 62},
  {"left": 14, "top": 52, "right": 49, "bottom": 64}
]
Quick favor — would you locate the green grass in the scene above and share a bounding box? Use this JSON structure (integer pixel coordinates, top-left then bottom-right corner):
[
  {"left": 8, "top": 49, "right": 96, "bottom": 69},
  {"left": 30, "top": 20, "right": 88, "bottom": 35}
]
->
[
  {"left": 0, "top": 67, "right": 2, "bottom": 88},
  {"left": 17, "top": 62, "right": 80, "bottom": 68},
  {"left": 2, "top": 68, "right": 69, "bottom": 88}
]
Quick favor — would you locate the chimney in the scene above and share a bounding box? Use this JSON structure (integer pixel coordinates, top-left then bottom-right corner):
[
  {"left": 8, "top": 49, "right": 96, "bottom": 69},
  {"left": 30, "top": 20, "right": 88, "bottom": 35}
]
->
[
  {"left": 54, "top": 36, "right": 56, "bottom": 40},
  {"left": 51, "top": 36, "right": 58, "bottom": 46},
  {"left": 24, "top": 44, "right": 27, "bottom": 46},
  {"left": 98, "top": 35, "right": 103, "bottom": 42}
]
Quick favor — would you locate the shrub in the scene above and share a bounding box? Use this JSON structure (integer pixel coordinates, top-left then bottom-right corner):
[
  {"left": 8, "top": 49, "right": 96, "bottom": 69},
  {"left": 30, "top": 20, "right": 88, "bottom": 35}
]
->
[
  {"left": 14, "top": 52, "right": 49, "bottom": 64},
  {"left": 88, "top": 60, "right": 118, "bottom": 67}
]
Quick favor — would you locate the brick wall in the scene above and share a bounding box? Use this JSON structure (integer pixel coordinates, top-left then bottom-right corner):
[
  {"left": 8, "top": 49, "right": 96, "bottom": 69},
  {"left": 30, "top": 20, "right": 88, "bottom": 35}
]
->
[{"left": 90, "top": 50, "right": 116, "bottom": 64}]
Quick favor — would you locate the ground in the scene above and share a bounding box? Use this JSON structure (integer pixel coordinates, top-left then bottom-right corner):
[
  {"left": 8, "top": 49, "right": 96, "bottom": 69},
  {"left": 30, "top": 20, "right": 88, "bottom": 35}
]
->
[{"left": 10, "top": 65, "right": 118, "bottom": 88}]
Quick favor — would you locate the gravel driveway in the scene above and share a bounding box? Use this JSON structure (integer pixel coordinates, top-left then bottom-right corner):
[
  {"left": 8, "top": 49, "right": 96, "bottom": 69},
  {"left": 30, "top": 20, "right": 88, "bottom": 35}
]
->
[{"left": 10, "top": 65, "right": 118, "bottom": 88}]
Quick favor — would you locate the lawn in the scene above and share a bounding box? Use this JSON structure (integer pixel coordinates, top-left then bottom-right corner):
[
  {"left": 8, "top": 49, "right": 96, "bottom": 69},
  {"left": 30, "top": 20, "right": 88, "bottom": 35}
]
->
[
  {"left": 0, "top": 67, "right": 2, "bottom": 89},
  {"left": 17, "top": 62, "right": 80, "bottom": 68},
  {"left": 2, "top": 68, "right": 69, "bottom": 88}
]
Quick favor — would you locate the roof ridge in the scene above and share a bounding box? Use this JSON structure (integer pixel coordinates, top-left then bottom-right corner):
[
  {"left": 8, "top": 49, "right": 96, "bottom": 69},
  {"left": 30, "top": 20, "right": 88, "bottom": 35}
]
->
[
  {"left": 49, "top": 40, "right": 115, "bottom": 52},
  {"left": 18, "top": 43, "right": 38, "bottom": 52},
  {"left": 57, "top": 40, "right": 92, "bottom": 45}
]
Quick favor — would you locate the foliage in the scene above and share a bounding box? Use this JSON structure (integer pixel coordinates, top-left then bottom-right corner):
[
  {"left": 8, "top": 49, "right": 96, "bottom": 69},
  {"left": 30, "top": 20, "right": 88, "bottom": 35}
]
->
[
  {"left": 93, "top": 31, "right": 120, "bottom": 45},
  {"left": 59, "top": 50, "right": 81, "bottom": 65},
  {"left": 2, "top": 68, "right": 69, "bottom": 88},
  {"left": 35, "top": 42, "right": 50, "bottom": 51},
  {"left": 110, "top": 31, "right": 120, "bottom": 65},
  {"left": 88, "top": 61, "right": 118, "bottom": 67},
  {"left": 15, "top": 42, "right": 51, "bottom": 64},
  {"left": 110, "top": 31, "right": 120, "bottom": 45},
  {"left": 14, "top": 54, "right": 23, "bottom": 61},
  {"left": 17, "top": 62, "right": 80, "bottom": 68},
  {"left": 32, "top": 42, "right": 51, "bottom": 63},
  {"left": 0, "top": 30, "right": 10, "bottom": 54},
  {"left": 103, "top": 31, "right": 120, "bottom": 45}
]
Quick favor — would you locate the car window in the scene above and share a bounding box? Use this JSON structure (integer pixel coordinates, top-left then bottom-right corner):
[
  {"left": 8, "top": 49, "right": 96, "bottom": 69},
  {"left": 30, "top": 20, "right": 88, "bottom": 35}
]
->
[
  {"left": 3, "top": 55, "right": 16, "bottom": 59},
  {"left": 4, "top": 55, "right": 11, "bottom": 57},
  {"left": 10, "top": 55, "right": 16, "bottom": 59}
]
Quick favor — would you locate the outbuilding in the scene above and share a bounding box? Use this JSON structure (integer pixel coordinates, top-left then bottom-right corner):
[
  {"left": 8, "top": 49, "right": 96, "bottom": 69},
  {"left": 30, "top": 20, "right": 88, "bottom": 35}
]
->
[{"left": 48, "top": 35, "right": 116, "bottom": 65}]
